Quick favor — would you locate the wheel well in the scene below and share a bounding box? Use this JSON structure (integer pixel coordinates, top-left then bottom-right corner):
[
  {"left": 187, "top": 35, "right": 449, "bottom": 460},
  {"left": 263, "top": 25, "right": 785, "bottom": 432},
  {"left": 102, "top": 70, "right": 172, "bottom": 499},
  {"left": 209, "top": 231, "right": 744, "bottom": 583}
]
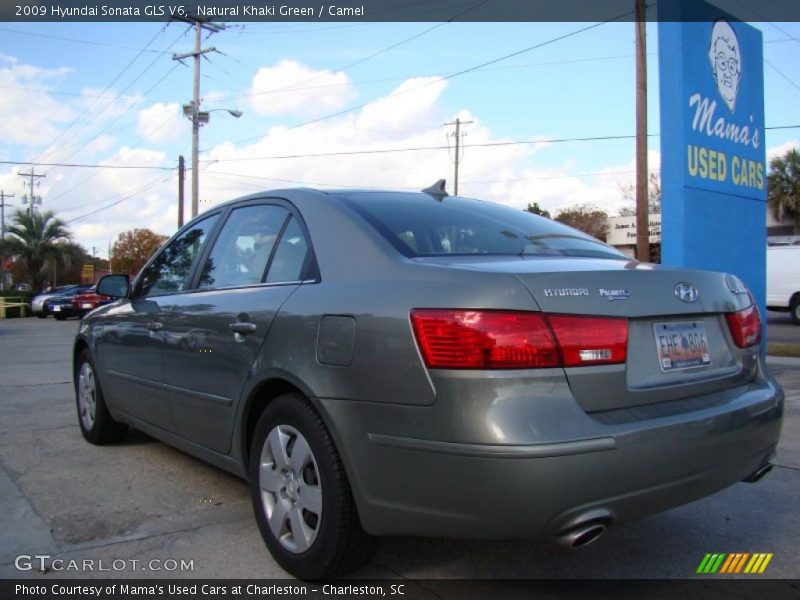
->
[
  {"left": 790, "top": 292, "right": 800, "bottom": 307},
  {"left": 242, "top": 378, "right": 302, "bottom": 466},
  {"left": 73, "top": 339, "right": 89, "bottom": 379}
]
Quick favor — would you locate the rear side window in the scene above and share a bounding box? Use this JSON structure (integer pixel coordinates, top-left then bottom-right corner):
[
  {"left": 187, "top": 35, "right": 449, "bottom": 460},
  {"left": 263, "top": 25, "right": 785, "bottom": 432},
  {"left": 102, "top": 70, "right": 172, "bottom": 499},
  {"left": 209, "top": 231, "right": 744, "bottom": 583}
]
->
[
  {"left": 137, "top": 213, "right": 219, "bottom": 297},
  {"left": 198, "top": 205, "right": 289, "bottom": 289},
  {"left": 266, "top": 217, "right": 309, "bottom": 283},
  {"left": 341, "top": 193, "right": 625, "bottom": 260}
]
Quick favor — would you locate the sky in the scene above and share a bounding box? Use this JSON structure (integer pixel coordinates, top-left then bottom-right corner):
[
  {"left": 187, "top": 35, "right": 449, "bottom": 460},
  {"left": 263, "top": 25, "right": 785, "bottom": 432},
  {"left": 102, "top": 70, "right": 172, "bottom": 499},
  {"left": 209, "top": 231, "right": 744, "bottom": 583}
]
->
[{"left": 0, "top": 16, "right": 798, "bottom": 261}]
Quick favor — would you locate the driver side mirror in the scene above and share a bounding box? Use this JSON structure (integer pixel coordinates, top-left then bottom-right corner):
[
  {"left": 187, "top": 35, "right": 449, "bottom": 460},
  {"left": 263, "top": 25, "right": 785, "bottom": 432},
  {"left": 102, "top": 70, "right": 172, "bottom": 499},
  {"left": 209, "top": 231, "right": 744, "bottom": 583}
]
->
[{"left": 97, "top": 274, "right": 130, "bottom": 299}]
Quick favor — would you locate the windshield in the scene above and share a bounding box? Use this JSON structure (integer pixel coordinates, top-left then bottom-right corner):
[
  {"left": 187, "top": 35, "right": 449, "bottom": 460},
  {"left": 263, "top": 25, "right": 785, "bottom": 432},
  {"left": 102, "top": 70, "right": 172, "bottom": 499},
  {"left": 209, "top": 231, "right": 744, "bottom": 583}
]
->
[{"left": 340, "top": 193, "right": 625, "bottom": 260}]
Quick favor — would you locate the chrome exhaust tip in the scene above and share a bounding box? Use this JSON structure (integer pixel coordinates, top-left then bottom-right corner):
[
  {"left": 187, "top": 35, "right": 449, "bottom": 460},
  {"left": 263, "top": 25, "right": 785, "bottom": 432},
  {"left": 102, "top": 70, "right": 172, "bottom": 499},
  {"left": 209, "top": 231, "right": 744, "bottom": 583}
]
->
[
  {"left": 555, "top": 521, "right": 608, "bottom": 548},
  {"left": 742, "top": 462, "right": 773, "bottom": 483}
]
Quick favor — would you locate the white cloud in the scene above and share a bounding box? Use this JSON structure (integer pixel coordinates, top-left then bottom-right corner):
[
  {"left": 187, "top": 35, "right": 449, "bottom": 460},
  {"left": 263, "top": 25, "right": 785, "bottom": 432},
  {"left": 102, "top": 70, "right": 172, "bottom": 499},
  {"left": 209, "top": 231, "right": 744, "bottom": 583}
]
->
[
  {"left": 27, "top": 71, "right": 655, "bottom": 260},
  {"left": 767, "top": 139, "right": 798, "bottom": 160},
  {"left": 137, "top": 102, "right": 183, "bottom": 144},
  {"left": 356, "top": 77, "right": 447, "bottom": 132},
  {"left": 248, "top": 60, "right": 356, "bottom": 117},
  {"left": 0, "top": 56, "right": 74, "bottom": 146}
]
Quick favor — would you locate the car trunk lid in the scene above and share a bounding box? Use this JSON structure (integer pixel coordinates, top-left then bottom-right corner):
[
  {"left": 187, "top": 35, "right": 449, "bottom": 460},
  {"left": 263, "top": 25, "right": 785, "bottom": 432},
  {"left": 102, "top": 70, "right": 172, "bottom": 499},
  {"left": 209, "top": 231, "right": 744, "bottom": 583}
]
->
[{"left": 415, "top": 256, "right": 757, "bottom": 412}]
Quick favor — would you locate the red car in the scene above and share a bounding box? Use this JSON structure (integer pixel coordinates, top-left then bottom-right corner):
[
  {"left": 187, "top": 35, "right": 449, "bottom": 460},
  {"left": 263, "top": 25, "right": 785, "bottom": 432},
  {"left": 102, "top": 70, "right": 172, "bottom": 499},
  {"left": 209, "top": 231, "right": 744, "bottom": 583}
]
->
[{"left": 71, "top": 286, "right": 113, "bottom": 317}]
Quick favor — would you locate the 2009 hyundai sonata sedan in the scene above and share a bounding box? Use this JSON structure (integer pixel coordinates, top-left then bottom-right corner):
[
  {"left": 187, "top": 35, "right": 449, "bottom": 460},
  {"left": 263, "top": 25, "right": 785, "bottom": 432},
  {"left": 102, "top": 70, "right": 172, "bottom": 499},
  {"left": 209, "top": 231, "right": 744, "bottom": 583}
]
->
[{"left": 74, "top": 185, "right": 783, "bottom": 579}]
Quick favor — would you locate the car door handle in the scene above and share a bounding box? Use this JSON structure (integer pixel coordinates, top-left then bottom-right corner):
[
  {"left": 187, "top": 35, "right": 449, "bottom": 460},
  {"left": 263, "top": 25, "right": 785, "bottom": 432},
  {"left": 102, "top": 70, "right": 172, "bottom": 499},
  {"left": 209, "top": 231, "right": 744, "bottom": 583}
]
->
[
  {"left": 148, "top": 321, "right": 164, "bottom": 332},
  {"left": 229, "top": 322, "right": 257, "bottom": 335}
]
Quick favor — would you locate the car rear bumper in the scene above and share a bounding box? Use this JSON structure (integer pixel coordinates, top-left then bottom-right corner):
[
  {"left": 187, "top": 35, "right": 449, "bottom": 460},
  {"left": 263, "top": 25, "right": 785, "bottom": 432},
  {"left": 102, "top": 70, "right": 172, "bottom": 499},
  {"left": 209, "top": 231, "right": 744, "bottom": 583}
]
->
[
  {"left": 48, "top": 305, "right": 78, "bottom": 317},
  {"left": 319, "top": 372, "right": 783, "bottom": 539}
]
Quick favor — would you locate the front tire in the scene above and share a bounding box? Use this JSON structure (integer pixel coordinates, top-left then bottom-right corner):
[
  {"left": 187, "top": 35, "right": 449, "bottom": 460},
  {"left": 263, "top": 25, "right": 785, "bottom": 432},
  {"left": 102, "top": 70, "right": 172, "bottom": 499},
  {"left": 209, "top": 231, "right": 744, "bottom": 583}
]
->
[
  {"left": 791, "top": 295, "right": 800, "bottom": 326},
  {"left": 75, "top": 349, "right": 128, "bottom": 444},
  {"left": 249, "top": 393, "right": 376, "bottom": 579}
]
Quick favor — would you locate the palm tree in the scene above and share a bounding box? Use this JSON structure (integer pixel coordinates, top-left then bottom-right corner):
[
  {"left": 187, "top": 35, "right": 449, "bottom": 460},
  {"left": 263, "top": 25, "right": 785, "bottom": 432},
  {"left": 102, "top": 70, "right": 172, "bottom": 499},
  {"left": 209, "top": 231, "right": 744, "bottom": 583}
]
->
[
  {"left": 768, "top": 148, "right": 800, "bottom": 234},
  {"left": 0, "top": 210, "right": 73, "bottom": 292}
]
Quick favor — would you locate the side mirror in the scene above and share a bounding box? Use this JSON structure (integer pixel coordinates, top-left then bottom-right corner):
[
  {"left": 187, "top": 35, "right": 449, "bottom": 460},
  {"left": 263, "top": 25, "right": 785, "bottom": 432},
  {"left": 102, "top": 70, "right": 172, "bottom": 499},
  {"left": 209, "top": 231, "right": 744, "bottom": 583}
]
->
[{"left": 97, "top": 274, "right": 130, "bottom": 299}]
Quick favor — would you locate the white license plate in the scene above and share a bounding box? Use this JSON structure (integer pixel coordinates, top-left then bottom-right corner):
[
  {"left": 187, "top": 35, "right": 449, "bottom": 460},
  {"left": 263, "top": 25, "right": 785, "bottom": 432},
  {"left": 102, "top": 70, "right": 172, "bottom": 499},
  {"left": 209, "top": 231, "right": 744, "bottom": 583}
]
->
[
  {"left": 53, "top": 306, "right": 61, "bottom": 311},
  {"left": 653, "top": 321, "right": 711, "bottom": 372},
  {"left": 81, "top": 303, "right": 92, "bottom": 309}
]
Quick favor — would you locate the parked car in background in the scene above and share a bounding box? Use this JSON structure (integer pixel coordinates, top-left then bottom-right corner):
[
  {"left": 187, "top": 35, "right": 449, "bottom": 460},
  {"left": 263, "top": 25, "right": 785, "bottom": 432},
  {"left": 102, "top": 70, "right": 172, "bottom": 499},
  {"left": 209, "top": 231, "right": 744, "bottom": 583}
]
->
[
  {"left": 74, "top": 187, "right": 783, "bottom": 579},
  {"left": 32, "top": 284, "right": 83, "bottom": 317},
  {"left": 767, "top": 243, "right": 800, "bottom": 325},
  {"left": 71, "top": 286, "right": 113, "bottom": 318},
  {"left": 44, "top": 285, "right": 93, "bottom": 320}
]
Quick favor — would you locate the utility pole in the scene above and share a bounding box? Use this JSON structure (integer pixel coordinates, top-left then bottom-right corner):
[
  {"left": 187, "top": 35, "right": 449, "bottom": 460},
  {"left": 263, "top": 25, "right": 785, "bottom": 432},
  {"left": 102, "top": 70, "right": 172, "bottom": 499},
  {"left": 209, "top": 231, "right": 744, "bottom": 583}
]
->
[
  {"left": 635, "top": 0, "right": 650, "bottom": 262},
  {"left": 173, "top": 17, "right": 224, "bottom": 219},
  {"left": 0, "top": 191, "right": 14, "bottom": 241},
  {"left": 0, "top": 191, "right": 14, "bottom": 291},
  {"left": 19, "top": 168, "right": 45, "bottom": 216},
  {"left": 178, "top": 155, "right": 186, "bottom": 228},
  {"left": 445, "top": 117, "right": 474, "bottom": 196}
]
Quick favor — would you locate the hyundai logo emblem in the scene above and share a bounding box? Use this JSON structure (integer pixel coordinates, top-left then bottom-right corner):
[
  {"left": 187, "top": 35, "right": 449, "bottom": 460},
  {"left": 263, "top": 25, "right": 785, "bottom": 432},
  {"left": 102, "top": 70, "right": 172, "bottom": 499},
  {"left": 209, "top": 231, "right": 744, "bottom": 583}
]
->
[{"left": 675, "top": 282, "right": 699, "bottom": 303}]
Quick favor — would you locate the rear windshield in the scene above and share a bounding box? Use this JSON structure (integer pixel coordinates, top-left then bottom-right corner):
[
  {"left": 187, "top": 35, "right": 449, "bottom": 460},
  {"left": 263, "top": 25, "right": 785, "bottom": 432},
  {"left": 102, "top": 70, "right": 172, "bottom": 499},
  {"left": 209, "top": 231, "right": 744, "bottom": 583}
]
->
[{"left": 340, "top": 193, "right": 625, "bottom": 260}]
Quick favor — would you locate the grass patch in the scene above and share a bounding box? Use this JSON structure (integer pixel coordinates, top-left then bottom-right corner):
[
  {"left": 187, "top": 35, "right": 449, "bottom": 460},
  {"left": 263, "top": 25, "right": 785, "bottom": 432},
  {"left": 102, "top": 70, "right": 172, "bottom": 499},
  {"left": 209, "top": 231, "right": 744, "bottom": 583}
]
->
[{"left": 767, "top": 343, "right": 800, "bottom": 358}]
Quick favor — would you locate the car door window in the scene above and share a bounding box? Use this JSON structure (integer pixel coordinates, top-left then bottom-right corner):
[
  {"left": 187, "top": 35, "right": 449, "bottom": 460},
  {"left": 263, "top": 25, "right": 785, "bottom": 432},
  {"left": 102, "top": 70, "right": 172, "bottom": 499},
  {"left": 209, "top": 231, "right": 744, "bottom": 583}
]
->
[
  {"left": 198, "top": 205, "right": 289, "bottom": 289},
  {"left": 136, "top": 213, "right": 220, "bottom": 297},
  {"left": 266, "top": 216, "right": 310, "bottom": 283}
]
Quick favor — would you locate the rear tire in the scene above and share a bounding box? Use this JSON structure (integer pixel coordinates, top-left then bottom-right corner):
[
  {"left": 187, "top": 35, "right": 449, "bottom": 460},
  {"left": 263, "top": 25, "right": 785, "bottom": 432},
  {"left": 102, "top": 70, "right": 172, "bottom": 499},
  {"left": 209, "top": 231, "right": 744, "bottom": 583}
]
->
[
  {"left": 249, "top": 392, "right": 376, "bottom": 579},
  {"left": 791, "top": 295, "right": 800, "bottom": 326},
  {"left": 37, "top": 313, "right": 47, "bottom": 319},
  {"left": 75, "top": 349, "right": 128, "bottom": 444}
]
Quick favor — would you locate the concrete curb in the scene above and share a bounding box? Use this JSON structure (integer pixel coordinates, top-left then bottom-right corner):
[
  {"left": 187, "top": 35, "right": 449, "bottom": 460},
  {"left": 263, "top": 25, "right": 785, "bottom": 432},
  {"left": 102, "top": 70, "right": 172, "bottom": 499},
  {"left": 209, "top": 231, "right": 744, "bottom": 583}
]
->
[{"left": 766, "top": 355, "right": 800, "bottom": 367}]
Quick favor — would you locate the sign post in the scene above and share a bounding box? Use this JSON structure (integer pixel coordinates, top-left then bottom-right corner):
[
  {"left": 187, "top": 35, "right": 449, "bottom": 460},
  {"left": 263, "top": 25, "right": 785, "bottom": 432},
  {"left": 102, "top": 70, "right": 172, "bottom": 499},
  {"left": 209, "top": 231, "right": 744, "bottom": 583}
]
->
[
  {"left": 81, "top": 264, "right": 95, "bottom": 284},
  {"left": 658, "top": 1, "right": 767, "bottom": 325}
]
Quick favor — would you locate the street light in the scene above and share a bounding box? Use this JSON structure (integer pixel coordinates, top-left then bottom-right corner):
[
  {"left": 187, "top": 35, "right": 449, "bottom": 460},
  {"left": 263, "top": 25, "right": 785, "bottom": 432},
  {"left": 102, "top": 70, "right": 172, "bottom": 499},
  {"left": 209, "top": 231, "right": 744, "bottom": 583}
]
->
[{"left": 182, "top": 103, "right": 243, "bottom": 218}]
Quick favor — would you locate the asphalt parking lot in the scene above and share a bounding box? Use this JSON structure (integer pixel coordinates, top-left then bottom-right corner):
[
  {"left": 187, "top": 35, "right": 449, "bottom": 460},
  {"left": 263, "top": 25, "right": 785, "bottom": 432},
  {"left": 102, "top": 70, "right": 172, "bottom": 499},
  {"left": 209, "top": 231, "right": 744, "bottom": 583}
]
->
[
  {"left": 767, "top": 310, "right": 800, "bottom": 344},
  {"left": 0, "top": 317, "right": 798, "bottom": 582}
]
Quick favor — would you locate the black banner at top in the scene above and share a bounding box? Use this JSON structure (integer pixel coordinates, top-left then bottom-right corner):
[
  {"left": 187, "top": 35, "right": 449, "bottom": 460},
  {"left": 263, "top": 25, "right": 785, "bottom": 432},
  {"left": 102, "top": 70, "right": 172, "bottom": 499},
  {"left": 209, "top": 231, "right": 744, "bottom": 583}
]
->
[{"left": 3, "top": 0, "right": 800, "bottom": 23}]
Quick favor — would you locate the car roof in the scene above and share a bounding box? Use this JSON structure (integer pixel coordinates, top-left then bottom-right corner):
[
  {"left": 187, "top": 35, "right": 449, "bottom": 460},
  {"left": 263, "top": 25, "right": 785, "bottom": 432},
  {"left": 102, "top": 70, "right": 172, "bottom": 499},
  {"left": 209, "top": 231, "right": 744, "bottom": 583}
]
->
[{"left": 186, "top": 186, "right": 459, "bottom": 220}]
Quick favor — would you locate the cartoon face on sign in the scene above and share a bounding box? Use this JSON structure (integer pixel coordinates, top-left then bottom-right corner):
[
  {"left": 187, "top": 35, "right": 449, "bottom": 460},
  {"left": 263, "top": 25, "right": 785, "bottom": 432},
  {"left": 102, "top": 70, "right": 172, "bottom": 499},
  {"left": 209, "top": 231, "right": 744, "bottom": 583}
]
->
[{"left": 708, "top": 20, "right": 741, "bottom": 112}]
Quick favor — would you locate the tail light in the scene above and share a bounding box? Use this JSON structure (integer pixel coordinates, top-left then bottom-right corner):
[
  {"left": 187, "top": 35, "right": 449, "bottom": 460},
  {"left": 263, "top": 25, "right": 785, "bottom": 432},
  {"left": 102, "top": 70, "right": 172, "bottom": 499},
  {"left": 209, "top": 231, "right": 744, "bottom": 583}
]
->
[
  {"left": 725, "top": 305, "right": 761, "bottom": 348},
  {"left": 410, "top": 309, "right": 627, "bottom": 370}
]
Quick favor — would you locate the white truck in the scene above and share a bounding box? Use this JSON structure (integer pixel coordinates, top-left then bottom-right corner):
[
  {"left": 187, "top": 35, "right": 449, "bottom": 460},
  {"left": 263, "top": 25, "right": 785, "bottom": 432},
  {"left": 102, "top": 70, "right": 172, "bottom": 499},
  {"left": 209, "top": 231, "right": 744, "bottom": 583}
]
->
[{"left": 767, "top": 244, "right": 800, "bottom": 325}]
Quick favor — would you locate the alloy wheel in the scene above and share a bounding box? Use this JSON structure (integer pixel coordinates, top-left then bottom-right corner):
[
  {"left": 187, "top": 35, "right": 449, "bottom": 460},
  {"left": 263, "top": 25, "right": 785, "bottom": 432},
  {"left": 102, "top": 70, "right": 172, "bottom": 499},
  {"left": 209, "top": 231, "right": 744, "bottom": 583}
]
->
[
  {"left": 78, "top": 361, "right": 97, "bottom": 431},
  {"left": 259, "top": 424, "right": 323, "bottom": 553}
]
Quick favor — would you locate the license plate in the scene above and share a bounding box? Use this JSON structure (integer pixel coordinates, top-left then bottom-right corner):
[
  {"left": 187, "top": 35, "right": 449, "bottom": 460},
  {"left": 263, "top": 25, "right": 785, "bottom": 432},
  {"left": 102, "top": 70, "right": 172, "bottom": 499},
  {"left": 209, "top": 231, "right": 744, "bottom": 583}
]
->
[
  {"left": 81, "top": 303, "right": 92, "bottom": 309},
  {"left": 53, "top": 306, "right": 61, "bottom": 311},
  {"left": 653, "top": 321, "right": 711, "bottom": 372}
]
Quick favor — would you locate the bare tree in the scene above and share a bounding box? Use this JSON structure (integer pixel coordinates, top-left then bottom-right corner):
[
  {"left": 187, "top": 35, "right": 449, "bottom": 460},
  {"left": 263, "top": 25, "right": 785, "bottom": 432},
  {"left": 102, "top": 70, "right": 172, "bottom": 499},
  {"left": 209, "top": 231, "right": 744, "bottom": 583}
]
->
[{"left": 555, "top": 204, "right": 609, "bottom": 241}]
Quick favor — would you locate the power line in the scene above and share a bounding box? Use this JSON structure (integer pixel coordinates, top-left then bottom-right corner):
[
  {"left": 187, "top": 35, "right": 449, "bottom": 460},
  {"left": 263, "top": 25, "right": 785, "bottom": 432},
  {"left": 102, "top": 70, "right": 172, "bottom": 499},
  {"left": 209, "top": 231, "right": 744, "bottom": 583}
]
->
[
  {"left": 29, "top": 25, "right": 170, "bottom": 166},
  {"left": 206, "top": 171, "right": 420, "bottom": 191},
  {"left": 220, "top": 2, "right": 488, "bottom": 105},
  {"left": 201, "top": 124, "right": 799, "bottom": 165},
  {"left": 0, "top": 160, "right": 173, "bottom": 170},
  {"left": 765, "top": 59, "right": 800, "bottom": 94},
  {"left": 235, "top": 22, "right": 366, "bottom": 35},
  {"left": 206, "top": 169, "right": 651, "bottom": 189},
  {"left": 44, "top": 108, "right": 183, "bottom": 208},
  {"left": 213, "top": 53, "right": 643, "bottom": 103},
  {"left": 8, "top": 126, "right": 796, "bottom": 173},
  {"left": 0, "top": 84, "right": 106, "bottom": 98},
  {"left": 65, "top": 174, "right": 174, "bottom": 223},
  {"left": 0, "top": 26, "right": 174, "bottom": 54},
  {"left": 40, "top": 29, "right": 186, "bottom": 169},
  {"left": 48, "top": 62, "right": 182, "bottom": 168},
  {"left": 216, "top": 12, "right": 635, "bottom": 150},
  {"left": 204, "top": 133, "right": 648, "bottom": 164}
]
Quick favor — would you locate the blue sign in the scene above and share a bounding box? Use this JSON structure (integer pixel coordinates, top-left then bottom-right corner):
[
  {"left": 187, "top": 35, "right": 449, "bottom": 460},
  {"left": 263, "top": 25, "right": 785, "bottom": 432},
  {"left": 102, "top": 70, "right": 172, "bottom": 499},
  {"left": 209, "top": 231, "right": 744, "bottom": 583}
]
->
[{"left": 659, "top": 0, "right": 767, "bottom": 331}]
